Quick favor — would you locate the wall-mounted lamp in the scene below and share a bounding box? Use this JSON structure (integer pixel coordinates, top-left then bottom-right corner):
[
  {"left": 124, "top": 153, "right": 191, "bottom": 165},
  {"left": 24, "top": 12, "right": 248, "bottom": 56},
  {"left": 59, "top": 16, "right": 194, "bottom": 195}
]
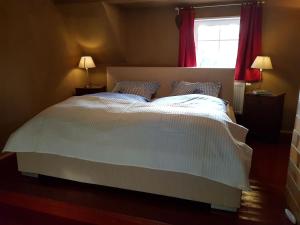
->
[
  {"left": 251, "top": 56, "right": 273, "bottom": 80},
  {"left": 78, "top": 56, "right": 96, "bottom": 87}
]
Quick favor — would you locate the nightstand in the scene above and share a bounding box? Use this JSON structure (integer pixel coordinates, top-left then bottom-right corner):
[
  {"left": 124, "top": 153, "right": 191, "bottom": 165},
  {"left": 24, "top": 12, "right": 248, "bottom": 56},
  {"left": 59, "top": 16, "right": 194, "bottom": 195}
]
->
[
  {"left": 243, "top": 92, "right": 285, "bottom": 140},
  {"left": 75, "top": 86, "right": 106, "bottom": 96}
]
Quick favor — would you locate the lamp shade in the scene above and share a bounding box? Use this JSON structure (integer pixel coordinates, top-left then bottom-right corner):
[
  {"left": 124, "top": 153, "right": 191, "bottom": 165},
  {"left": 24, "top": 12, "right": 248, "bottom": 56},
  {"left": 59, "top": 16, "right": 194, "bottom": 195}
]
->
[
  {"left": 78, "top": 56, "right": 96, "bottom": 69},
  {"left": 251, "top": 56, "right": 273, "bottom": 70}
]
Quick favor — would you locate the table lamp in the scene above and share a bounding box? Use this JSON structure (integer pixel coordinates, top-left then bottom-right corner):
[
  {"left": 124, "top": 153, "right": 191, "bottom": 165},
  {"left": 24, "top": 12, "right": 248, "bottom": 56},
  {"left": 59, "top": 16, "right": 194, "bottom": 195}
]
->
[
  {"left": 251, "top": 56, "right": 273, "bottom": 95},
  {"left": 78, "top": 56, "right": 96, "bottom": 87},
  {"left": 251, "top": 56, "right": 273, "bottom": 80}
]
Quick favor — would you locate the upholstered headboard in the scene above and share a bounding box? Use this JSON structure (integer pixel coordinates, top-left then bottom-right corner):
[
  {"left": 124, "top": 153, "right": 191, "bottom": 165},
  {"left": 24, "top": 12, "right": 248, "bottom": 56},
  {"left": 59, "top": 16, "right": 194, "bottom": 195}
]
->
[{"left": 107, "top": 67, "right": 234, "bottom": 103}]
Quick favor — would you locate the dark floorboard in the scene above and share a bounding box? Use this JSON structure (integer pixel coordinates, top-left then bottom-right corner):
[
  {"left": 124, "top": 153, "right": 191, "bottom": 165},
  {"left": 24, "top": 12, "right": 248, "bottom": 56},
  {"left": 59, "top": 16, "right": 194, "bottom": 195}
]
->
[{"left": 0, "top": 137, "right": 294, "bottom": 225}]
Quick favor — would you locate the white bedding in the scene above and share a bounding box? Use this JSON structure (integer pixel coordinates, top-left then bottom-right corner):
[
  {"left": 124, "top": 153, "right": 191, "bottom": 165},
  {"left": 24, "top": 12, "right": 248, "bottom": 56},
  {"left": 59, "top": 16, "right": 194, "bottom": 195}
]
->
[{"left": 4, "top": 94, "right": 252, "bottom": 190}]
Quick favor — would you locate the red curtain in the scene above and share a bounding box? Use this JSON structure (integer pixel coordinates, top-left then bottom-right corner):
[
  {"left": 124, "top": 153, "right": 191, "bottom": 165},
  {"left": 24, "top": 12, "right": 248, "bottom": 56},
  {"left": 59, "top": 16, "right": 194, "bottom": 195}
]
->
[
  {"left": 234, "top": 3, "right": 262, "bottom": 82},
  {"left": 178, "top": 8, "right": 197, "bottom": 67}
]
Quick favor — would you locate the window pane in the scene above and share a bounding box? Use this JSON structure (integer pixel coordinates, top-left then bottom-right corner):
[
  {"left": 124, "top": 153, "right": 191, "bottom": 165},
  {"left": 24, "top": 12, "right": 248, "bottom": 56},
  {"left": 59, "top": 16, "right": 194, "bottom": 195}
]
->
[
  {"left": 194, "top": 17, "right": 240, "bottom": 68},
  {"left": 220, "top": 22, "right": 240, "bottom": 40},
  {"left": 197, "top": 24, "right": 220, "bottom": 41},
  {"left": 197, "top": 41, "right": 219, "bottom": 68},
  {"left": 218, "top": 40, "right": 239, "bottom": 68}
]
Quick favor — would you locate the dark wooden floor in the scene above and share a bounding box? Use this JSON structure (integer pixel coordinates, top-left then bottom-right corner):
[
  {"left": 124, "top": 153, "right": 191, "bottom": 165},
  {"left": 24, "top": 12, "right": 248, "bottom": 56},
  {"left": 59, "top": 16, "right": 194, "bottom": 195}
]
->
[{"left": 0, "top": 138, "right": 294, "bottom": 225}]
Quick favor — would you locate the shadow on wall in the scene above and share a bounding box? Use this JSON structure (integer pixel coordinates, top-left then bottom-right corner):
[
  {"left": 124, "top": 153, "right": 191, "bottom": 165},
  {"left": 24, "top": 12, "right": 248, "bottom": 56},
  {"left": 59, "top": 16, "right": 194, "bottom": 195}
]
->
[{"left": 54, "top": 0, "right": 127, "bottom": 87}]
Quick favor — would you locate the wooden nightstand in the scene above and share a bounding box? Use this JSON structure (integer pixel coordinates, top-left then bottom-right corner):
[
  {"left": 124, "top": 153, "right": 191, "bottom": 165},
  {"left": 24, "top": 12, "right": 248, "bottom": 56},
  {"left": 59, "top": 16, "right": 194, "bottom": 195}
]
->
[
  {"left": 75, "top": 86, "right": 106, "bottom": 96},
  {"left": 243, "top": 92, "right": 285, "bottom": 140}
]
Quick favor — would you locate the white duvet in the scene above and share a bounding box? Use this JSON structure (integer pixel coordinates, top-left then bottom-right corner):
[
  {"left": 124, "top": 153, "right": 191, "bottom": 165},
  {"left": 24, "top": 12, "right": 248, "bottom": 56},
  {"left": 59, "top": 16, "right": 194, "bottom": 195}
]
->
[{"left": 4, "top": 94, "right": 252, "bottom": 190}]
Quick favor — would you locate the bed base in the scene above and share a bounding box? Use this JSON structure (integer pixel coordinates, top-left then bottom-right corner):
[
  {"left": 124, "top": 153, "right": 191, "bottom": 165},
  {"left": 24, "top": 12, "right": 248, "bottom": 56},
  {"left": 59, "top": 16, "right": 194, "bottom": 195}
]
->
[
  {"left": 17, "top": 152, "right": 242, "bottom": 212},
  {"left": 20, "top": 171, "right": 238, "bottom": 212},
  {"left": 21, "top": 172, "right": 39, "bottom": 178}
]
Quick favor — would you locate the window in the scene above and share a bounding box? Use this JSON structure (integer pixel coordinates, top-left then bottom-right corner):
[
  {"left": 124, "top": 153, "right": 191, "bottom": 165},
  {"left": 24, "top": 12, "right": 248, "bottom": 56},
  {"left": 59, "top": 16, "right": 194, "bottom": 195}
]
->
[{"left": 194, "top": 17, "right": 240, "bottom": 68}]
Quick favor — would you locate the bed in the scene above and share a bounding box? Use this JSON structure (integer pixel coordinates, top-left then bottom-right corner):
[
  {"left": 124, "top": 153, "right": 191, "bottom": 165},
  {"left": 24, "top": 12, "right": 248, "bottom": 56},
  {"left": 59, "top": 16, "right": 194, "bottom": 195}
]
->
[{"left": 4, "top": 67, "right": 252, "bottom": 212}]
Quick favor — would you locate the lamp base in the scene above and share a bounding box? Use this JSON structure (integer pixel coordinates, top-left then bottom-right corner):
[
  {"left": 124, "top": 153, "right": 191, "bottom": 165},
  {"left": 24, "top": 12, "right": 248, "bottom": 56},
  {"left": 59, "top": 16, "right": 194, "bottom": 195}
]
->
[
  {"left": 252, "top": 89, "right": 272, "bottom": 96},
  {"left": 85, "top": 68, "right": 91, "bottom": 88}
]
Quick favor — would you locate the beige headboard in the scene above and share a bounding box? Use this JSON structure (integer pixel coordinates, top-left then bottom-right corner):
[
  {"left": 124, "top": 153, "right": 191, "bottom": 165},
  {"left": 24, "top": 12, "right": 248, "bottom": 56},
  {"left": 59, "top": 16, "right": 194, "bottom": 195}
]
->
[{"left": 107, "top": 67, "right": 234, "bottom": 104}]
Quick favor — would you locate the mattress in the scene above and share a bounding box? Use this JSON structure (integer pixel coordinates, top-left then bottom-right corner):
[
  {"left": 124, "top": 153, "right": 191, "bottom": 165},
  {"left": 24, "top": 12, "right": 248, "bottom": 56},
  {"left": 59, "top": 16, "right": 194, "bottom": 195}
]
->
[{"left": 4, "top": 93, "right": 252, "bottom": 190}]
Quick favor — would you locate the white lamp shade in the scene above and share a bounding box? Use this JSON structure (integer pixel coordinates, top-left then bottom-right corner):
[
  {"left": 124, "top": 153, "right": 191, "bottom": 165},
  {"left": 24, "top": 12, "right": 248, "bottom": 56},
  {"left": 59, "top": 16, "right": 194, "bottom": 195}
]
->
[
  {"left": 78, "top": 56, "right": 96, "bottom": 69},
  {"left": 251, "top": 56, "right": 273, "bottom": 70}
]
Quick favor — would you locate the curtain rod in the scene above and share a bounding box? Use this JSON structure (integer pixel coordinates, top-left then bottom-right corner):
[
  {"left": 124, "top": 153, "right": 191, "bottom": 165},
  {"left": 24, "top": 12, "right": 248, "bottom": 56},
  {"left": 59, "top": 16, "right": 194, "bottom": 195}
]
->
[{"left": 175, "top": 1, "right": 265, "bottom": 11}]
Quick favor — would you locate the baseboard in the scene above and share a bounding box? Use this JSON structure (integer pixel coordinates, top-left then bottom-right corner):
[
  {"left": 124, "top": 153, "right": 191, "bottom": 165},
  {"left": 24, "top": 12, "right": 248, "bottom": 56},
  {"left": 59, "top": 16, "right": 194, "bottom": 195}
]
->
[{"left": 22, "top": 172, "right": 39, "bottom": 178}]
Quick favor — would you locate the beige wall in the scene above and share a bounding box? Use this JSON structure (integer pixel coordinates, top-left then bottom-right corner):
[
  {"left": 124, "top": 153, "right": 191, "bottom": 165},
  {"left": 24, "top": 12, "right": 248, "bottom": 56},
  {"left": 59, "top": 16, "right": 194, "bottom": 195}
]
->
[
  {"left": 0, "top": 0, "right": 84, "bottom": 149},
  {"left": 124, "top": 7, "right": 178, "bottom": 66},
  {"left": 260, "top": 0, "right": 300, "bottom": 131}
]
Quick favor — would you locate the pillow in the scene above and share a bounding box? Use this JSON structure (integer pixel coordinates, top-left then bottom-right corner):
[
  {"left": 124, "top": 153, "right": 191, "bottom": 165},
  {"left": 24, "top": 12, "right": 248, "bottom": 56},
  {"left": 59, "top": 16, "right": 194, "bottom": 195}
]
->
[
  {"left": 171, "top": 81, "right": 221, "bottom": 97},
  {"left": 117, "top": 87, "right": 153, "bottom": 101},
  {"left": 112, "top": 81, "right": 160, "bottom": 101}
]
